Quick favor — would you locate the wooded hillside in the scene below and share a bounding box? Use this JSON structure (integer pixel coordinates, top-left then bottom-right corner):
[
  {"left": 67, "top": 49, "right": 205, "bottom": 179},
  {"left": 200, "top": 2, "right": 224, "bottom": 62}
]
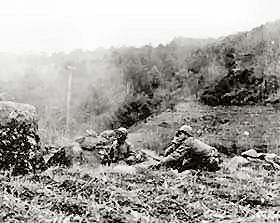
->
[{"left": 1, "top": 20, "right": 280, "bottom": 142}]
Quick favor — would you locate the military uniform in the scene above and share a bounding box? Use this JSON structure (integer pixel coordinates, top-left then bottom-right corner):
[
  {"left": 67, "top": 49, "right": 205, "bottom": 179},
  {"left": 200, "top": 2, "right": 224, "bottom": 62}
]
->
[
  {"left": 110, "top": 140, "right": 131, "bottom": 161},
  {"left": 108, "top": 127, "right": 145, "bottom": 165},
  {"left": 156, "top": 125, "right": 221, "bottom": 172}
]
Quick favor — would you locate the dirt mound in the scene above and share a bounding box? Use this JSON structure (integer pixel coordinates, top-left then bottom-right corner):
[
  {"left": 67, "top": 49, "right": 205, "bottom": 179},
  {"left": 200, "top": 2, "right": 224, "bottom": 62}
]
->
[
  {"left": 200, "top": 68, "right": 279, "bottom": 106},
  {"left": 0, "top": 101, "right": 46, "bottom": 175}
]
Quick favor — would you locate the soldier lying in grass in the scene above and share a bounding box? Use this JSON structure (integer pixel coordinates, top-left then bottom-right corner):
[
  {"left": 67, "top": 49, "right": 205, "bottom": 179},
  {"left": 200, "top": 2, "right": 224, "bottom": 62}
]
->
[
  {"left": 108, "top": 127, "right": 144, "bottom": 165},
  {"left": 151, "top": 125, "right": 222, "bottom": 172},
  {"left": 91, "top": 127, "right": 145, "bottom": 165},
  {"left": 48, "top": 127, "right": 145, "bottom": 167}
]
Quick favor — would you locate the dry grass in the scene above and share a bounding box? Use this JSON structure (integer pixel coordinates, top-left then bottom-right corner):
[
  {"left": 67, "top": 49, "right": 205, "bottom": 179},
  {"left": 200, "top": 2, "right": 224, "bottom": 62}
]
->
[
  {"left": 129, "top": 100, "right": 280, "bottom": 156},
  {"left": 1, "top": 162, "right": 280, "bottom": 222},
  {"left": 2, "top": 100, "right": 280, "bottom": 222}
]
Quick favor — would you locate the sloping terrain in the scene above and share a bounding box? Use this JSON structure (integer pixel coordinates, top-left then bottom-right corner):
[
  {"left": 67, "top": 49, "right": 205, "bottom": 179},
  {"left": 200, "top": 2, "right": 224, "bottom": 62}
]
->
[
  {"left": 1, "top": 99, "right": 280, "bottom": 222},
  {"left": 200, "top": 68, "right": 279, "bottom": 106},
  {"left": 129, "top": 98, "right": 280, "bottom": 155},
  {"left": 183, "top": 20, "right": 280, "bottom": 107},
  {"left": 2, "top": 20, "right": 280, "bottom": 223}
]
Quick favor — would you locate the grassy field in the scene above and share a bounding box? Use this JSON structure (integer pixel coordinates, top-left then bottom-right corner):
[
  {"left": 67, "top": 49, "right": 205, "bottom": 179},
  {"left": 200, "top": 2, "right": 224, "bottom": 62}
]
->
[
  {"left": 1, "top": 163, "right": 280, "bottom": 222},
  {"left": 1, "top": 99, "right": 280, "bottom": 222}
]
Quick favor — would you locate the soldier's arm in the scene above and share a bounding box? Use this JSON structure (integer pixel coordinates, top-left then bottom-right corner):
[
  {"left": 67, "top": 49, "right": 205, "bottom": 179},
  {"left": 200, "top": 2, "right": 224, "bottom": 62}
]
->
[
  {"left": 160, "top": 144, "right": 192, "bottom": 167},
  {"left": 164, "top": 144, "right": 176, "bottom": 157}
]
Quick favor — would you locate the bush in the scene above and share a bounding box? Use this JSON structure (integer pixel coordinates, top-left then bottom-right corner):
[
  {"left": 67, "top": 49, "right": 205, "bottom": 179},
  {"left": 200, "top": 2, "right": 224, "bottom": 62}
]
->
[{"left": 112, "top": 94, "right": 154, "bottom": 128}]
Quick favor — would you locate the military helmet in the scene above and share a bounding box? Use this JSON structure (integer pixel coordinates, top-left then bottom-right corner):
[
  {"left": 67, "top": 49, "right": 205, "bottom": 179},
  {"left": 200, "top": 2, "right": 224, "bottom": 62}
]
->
[
  {"left": 178, "top": 125, "right": 193, "bottom": 136},
  {"left": 115, "top": 127, "right": 128, "bottom": 137}
]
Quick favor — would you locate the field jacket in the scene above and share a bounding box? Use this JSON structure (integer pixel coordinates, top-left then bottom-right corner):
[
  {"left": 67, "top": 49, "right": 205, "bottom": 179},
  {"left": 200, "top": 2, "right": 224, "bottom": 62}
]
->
[{"left": 161, "top": 137, "right": 218, "bottom": 166}]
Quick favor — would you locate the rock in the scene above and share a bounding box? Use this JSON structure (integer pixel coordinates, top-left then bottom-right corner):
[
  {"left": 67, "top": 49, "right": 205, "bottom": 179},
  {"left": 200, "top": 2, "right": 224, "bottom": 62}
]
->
[
  {"left": 262, "top": 153, "right": 280, "bottom": 169},
  {"left": 0, "top": 101, "right": 38, "bottom": 129},
  {"left": 74, "top": 130, "right": 117, "bottom": 166},
  {"left": 75, "top": 129, "right": 116, "bottom": 151},
  {"left": 76, "top": 135, "right": 108, "bottom": 151},
  {"left": 46, "top": 140, "right": 110, "bottom": 167},
  {"left": 241, "top": 149, "right": 261, "bottom": 158},
  {"left": 0, "top": 101, "right": 46, "bottom": 175},
  {"left": 263, "top": 153, "right": 279, "bottom": 162}
]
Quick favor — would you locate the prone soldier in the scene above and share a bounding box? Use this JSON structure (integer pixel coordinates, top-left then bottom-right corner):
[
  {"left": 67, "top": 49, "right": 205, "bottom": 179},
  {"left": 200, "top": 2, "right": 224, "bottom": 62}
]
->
[{"left": 151, "top": 125, "right": 222, "bottom": 172}]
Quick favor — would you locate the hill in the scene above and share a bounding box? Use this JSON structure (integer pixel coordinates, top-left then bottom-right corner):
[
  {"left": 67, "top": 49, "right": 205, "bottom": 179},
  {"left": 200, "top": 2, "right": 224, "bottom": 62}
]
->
[
  {"left": 2, "top": 20, "right": 280, "bottom": 222},
  {"left": 1, "top": 99, "right": 280, "bottom": 222},
  {"left": 1, "top": 20, "right": 280, "bottom": 143},
  {"left": 97, "top": 20, "right": 280, "bottom": 135},
  {"left": 184, "top": 20, "right": 280, "bottom": 105}
]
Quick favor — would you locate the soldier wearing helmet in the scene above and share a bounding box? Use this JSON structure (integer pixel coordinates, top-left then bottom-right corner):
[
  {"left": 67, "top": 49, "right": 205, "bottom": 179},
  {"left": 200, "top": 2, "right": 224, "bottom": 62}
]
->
[
  {"left": 164, "top": 125, "right": 193, "bottom": 157},
  {"left": 152, "top": 125, "right": 222, "bottom": 172},
  {"left": 109, "top": 127, "right": 140, "bottom": 164},
  {"left": 115, "top": 127, "right": 128, "bottom": 141}
]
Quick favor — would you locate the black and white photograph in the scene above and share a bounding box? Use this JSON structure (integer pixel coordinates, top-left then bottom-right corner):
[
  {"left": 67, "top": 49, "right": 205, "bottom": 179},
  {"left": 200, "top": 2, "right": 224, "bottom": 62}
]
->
[{"left": 0, "top": 0, "right": 280, "bottom": 222}]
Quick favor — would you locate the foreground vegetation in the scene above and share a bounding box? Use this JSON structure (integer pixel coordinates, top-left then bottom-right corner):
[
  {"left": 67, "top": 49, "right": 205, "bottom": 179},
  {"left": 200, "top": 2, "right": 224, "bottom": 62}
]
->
[
  {"left": 2, "top": 20, "right": 280, "bottom": 222},
  {"left": 1, "top": 99, "right": 280, "bottom": 222},
  {"left": 1, "top": 162, "right": 280, "bottom": 222}
]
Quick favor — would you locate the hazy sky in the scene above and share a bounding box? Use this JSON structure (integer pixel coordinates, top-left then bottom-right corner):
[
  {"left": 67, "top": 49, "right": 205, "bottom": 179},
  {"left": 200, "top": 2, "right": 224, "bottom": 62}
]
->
[{"left": 0, "top": 0, "right": 279, "bottom": 53}]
